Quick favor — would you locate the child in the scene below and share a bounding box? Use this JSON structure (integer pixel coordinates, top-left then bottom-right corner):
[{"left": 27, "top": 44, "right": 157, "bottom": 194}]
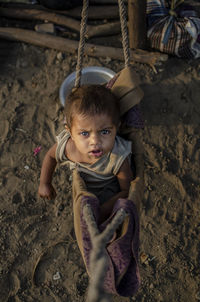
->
[{"left": 38, "top": 84, "right": 134, "bottom": 222}]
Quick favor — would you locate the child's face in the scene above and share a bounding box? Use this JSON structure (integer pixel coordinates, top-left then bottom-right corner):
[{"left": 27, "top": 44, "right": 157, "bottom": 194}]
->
[{"left": 69, "top": 113, "right": 117, "bottom": 164}]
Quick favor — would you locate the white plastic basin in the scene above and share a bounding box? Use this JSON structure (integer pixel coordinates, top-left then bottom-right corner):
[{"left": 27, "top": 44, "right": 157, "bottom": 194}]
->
[{"left": 59, "top": 66, "right": 116, "bottom": 106}]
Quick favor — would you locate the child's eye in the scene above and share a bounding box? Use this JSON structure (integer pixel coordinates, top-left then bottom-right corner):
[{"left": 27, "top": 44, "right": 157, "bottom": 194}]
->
[
  {"left": 80, "top": 131, "right": 89, "bottom": 137},
  {"left": 101, "top": 129, "right": 110, "bottom": 135}
]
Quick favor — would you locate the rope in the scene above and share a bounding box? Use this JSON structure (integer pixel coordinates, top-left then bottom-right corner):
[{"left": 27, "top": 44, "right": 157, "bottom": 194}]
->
[
  {"left": 83, "top": 204, "right": 127, "bottom": 302},
  {"left": 118, "top": 0, "right": 130, "bottom": 67},
  {"left": 169, "top": 0, "right": 184, "bottom": 17},
  {"left": 74, "top": 0, "right": 130, "bottom": 86},
  {"left": 73, "top": 1, "right": 131, "bottom": 299},
  {"left": 74, "top": 0, "right": 89, "bottom": 88}
]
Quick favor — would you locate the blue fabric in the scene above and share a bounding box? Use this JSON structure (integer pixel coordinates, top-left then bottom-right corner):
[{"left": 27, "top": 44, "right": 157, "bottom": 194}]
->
[{"left": 147, "top": 0, "right": 200, "bottom": 58}]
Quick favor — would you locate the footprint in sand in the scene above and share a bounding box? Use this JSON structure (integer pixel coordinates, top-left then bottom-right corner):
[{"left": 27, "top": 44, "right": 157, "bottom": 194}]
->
[
  {"left": 33, "top": 241, "right": 70, "bottom": 286},
  {"left": 33, "top": 240, "right": 86, "bottom": 298}
]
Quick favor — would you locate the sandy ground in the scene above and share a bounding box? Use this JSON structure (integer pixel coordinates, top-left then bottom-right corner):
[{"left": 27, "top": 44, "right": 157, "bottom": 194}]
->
[{"left": 0, "top": 18, "right": 200, "bottom": 302}]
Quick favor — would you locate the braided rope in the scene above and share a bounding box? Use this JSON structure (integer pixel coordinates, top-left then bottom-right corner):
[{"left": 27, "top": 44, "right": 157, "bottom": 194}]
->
[
  {"left": 74, "top": 0, "right": 89, "bottom": 88},
  {"left": 75, "top": 0, "right": 130, "bottom": 87},
  {"left": 83, "top": 204, "right": 127, "bottom": 302},
  {"left": 74, "top": 2, "right": 131, "bottom": 299},
  {"left": 118, "top": 0, "right": 130, "bottom": 67}
]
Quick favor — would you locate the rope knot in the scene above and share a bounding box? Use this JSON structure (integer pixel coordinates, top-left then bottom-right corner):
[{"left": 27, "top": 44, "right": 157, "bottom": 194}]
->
[{"left": 169, "top": 9, "right": 177, "bottom": 17}]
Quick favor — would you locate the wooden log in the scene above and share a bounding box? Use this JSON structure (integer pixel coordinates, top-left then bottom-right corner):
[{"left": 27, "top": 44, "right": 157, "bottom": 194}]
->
[
  {"left": 87, "top": 21, "right": 121, "bottom": 39},
  {"left": 90, "top": 0, "right": 118, "bottom": 3},
  {"left": 0, "top": 4, "right": 121, "bottom": 20},
  {"left": 128, "top": 0, "right": 147, "bottom": 49},
  {"left": 0, "top": 7, "right": 81, "bottom": 32},
  {"left": 90, "top": 0, "right": 128, "bottom": 4},
  {"left": 63, "top": 5, "right": 120, "bottom": 20},
  {"left": 0, "top": 7, "right": 121, "bottom": 38},
  {"left": 0, "top": 27, "right": 168, "bottom": 66}
]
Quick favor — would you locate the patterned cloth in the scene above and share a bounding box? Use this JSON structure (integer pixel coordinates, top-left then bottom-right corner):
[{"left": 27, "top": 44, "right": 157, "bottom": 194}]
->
[
  {"left": 80, "top": 195, "right": 140, "bottom": 297},
  {"left": 147, "top": 0, "right": 200, "bottom": 58},
  {"left": 122, "top": 104, "right": 144, "bottom": 129}
]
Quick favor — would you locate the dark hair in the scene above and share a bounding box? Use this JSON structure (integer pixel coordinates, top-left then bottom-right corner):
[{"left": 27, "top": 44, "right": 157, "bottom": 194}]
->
[{"left": 64, "top": 84, "right": 120, "bottom": 128}]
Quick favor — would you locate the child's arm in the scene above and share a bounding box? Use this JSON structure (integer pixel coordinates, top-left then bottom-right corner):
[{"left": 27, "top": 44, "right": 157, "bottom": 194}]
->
[
  {"left": 99, "top": 157, "right": 133, "bottom": 223},
  {"left": 38, "top": 143, "right": 57, "bottom": 200}
]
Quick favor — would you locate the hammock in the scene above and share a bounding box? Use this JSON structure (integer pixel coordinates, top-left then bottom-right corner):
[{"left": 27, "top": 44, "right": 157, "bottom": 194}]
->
[{"left": 66, "top": 0, "right": 144, "bottom": 300}]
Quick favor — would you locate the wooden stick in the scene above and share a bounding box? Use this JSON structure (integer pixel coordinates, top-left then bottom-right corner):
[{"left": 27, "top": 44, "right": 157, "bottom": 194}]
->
[
  {"left": 0, "top": 7, "right": 81, "bottom": 32},
  {"left": 128, "top": 0, "right": 147, "bottom": 49},
  {"left": 87, "top": 21, "right": 121, "bottom": 38},
  {"left": 0, "top": 7, "right": 120, "bottom": 38},
  {"left": 90, "top": 0, "right": 119, "bottom": 3},
  {"left": 0, "top": 27, "right": 168, "bottom": 65},
  {"left": 55, "top": 5, "right": 120, "bottom": 20},
  {"left": 0, "top": 5, "right": 120, "bottom": 21},
  {"left": 90, "top": 0, "right": 128, "bottom": 4}
]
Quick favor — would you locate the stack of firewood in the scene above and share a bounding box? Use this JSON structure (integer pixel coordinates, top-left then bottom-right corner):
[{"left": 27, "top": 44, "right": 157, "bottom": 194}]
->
[{"left": 0, "top": 0, "right": 167, "bottom": 67}]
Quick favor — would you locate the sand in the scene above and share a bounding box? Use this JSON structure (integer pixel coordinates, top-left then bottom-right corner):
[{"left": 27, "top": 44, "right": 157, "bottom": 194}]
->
[{"left": 0, "top": 24, "right": 200, "bottom": 302}]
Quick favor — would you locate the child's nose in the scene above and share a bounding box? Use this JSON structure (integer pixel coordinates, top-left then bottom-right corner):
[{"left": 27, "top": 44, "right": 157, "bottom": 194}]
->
[{"left": 90, "top": 133, "right": 100, "bottom": 145}]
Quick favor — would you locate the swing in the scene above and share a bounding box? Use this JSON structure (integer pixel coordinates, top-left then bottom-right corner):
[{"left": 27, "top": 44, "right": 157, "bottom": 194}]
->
[{"left": 59, "top": 0, "right": 144, "bottom": 300}]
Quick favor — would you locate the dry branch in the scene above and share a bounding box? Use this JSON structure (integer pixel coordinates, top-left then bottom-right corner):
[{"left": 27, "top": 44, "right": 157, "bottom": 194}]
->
[
  {"left": 90, "top": 0, "right": 118, "bottom": 3},
  {"left": 87, "top": 21, "right": 121, "bottom": 38},
  {"left": 64, "top": 5, "right": 120, "bottom": 20},
  {"left": 0, "top": 27, "right": 168, "bottom": 66},
  {"left": 0, "top": 7, "right": 121, "bottom": 38},
  {"left": 0, "top": 5, "right": 120, "bottom": 20},
  {"left": 0, "top": 7, "right": 81, "bottom": 32},
  {"left": 89, "top": 0, "right": 128, "bottom": 4}
]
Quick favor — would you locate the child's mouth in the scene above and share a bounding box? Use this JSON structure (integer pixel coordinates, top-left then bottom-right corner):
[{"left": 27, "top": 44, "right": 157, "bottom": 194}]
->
[{"left": 90, "top": 149, "right": 103, "bottom": 158}]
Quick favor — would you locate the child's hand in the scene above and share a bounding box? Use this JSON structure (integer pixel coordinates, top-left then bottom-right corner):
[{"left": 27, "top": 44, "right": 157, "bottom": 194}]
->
[{"left": 38, "top": 183, "right": 56, "bottom": 200}]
